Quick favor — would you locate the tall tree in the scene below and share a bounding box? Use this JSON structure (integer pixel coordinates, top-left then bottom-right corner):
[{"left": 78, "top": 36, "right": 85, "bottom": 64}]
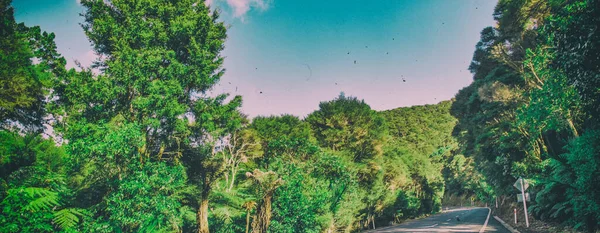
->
[
  {"left": 49, "top": 0, "right": 234, "bottom": 232},
  {"left": 0, "top": 0, "right": 66, "bottom": 132}
]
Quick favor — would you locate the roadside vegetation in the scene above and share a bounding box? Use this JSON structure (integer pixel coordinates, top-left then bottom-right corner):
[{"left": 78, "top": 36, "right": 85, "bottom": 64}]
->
[{"left": 452, "top": 0, "right": 600, "bottom": 232}]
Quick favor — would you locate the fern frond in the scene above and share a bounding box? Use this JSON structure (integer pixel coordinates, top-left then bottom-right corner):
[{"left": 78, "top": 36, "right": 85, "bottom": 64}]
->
[
  {"left": 22, "top": 187, "right": 59, "bottom": 211},
  {"left": 212, "top": 206, "right": 235, "bottom": 223},
  {"left": 53, "top": 208, "right": 84, "bottom": 229},
  {"left": 180, "top": 206, "right": 196, "bottom": 223}
]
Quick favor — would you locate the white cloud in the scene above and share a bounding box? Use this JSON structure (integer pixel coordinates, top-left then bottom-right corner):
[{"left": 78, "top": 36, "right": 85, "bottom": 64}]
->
[{"left": 207, "top": 0, "right": 271, "bottom": 18}]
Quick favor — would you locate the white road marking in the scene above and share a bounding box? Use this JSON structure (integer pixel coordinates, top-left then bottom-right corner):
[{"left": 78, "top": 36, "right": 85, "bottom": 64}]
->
[
  {"left": 447, "top": 219, "right": 451, "bottom": 221},
  {"left": 479, "top": 207, "right": 492, "bottom": 233}
]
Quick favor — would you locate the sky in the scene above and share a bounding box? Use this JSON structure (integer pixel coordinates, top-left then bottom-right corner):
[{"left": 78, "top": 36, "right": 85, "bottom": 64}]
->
[{"left": 12, "top": 0, "right": 498, "bottom": 118}]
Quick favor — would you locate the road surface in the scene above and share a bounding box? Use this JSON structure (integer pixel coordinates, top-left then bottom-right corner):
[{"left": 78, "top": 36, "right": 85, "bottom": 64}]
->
[{"left": 367, "top": 207, "right": 511, "bottom": 233}]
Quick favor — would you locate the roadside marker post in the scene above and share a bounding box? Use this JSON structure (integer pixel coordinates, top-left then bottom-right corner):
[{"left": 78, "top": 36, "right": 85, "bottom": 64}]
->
[{"left": 514, "top": 208, "right": 517, "bottom": 224}]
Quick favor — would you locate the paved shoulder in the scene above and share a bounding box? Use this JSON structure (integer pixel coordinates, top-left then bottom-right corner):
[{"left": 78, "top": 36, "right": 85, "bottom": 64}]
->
[
  {"left": 485, "top": 216, "right": 513, "bottom": 233},
  {"left": 367, "top": 207, "right": 511, "bottom": 233}
]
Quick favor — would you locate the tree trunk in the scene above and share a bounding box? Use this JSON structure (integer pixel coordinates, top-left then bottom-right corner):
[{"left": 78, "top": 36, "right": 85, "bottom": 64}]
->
[
  {"left": 245, "top": 209, "right": 251, "bottom": 233},
  {"left": 198, "top": 190, "right": 210, "bottom": 233},
  {"left": 372, "top": 215, "right": 376, "bottom": 229},
  {"left": 251, "top": 194, "right": 274, "bottom": 233},
  {"left": 228, "top": 167, "right": 236, "bottom": 192},
  {"left": 566, "top": 117, "right": 579, "bottom": 138},
  {"left": 224, "top": 173, "right": 229, "bottom": 190}
]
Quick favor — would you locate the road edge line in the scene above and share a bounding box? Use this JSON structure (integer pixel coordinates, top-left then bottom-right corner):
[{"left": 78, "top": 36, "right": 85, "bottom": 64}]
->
[
  {"left": 493, "top": 216, "right": 521, "bottom": 233},
  {"left": 479, "top": 207, "right": 491, "bottom": 233}
]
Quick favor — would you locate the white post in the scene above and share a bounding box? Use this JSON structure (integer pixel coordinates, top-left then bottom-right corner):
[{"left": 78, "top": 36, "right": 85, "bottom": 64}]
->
[
  {"left": 521, "top": 178, "right": 529, "bottom": 227},
  {"left": 514, "top": 208, "right": 517, "bottom": 224},
  {"left": 495, "top": 197, "right": 498, "bottom": 208}
]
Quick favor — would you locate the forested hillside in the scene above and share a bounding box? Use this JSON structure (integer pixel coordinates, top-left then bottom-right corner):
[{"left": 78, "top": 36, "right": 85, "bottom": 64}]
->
[
  {"left": 1, "top": 0, "right": 599, "bottom": 232},
  {"left": 452, "top": 0, "right": 600, "bottom": 231}
]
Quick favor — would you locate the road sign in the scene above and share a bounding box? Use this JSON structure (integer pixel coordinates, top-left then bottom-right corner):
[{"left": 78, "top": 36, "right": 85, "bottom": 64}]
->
[
  {"left": 513, "top": 177, "right": 529, "bottom": 192},
  {"left": 517, "top": 193, "right": 530, "bottom": 202},
  {"left": 514, "top": 177, "right": 530, "bottom": 228}
]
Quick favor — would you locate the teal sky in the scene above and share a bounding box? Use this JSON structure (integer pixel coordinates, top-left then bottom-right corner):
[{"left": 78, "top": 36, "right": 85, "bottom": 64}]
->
[{"left": 13, "top": 0, "right": 498, "bottom": 117}]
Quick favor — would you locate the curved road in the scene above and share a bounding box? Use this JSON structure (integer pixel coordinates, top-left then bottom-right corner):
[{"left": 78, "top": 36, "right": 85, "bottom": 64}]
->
[{"left": 366, "top": 207, "right": 511, "bottom": 233}]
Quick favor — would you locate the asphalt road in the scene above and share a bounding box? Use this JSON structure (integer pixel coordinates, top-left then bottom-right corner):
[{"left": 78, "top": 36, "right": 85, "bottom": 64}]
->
[{"left": 366, "top": 207, "right": 512, "bottom": 233}]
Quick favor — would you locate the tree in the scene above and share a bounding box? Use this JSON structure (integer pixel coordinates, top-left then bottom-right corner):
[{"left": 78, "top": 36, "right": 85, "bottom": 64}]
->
[
  {"left": 184, "top": 95, "right": 244, "bottom": 233},
  {"left": 0, "top": 0, "right": 66, "bottom": 132},
  {"left": 246, "top": 169, "right": 283, "bottom": 233},
  {"left": 242, "top": 201, "right": 257, "bottom": 233},
  {"left": 250, "top": 115, "right": 314, "bottom": 167},
  {"left": 48, "top": 0, "right": 234, "bottom": 232},
  {"left": 306, "top": 94, "right": 386, "bottom": 162},
  {"left": 71, "top": 0, "right": 228, "bottom": 162},
  {"left": 222, "top": 128, "right": 262, "bottom": 192}
]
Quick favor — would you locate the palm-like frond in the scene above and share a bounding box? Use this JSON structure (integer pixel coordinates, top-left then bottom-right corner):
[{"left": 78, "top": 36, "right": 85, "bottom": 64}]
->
[
  {"left": 53, "top": 208, "right": 84, "bottom": 230},
  {"left": 21, "top": 187, "right": 59, "bottom": 211}
]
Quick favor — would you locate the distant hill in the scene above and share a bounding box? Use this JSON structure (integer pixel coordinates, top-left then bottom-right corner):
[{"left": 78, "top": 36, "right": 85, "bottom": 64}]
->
[{"left": 379, "top": 100, "right": 457, "bottom": 156}]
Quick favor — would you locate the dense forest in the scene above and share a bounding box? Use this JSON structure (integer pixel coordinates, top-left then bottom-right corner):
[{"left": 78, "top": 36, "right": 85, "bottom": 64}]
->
[
  {"left": 452, "top": 0, "right": 600, "bottom": 231},
  {"left": 0, "top": 0, "right": 599, "bottom": 232}
]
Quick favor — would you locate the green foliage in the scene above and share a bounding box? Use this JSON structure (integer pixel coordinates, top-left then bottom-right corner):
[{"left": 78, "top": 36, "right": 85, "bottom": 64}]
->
[
  {"left": 306, "top": 93, "right": 386, "bottom": 162},
  {"left": 0, "top": 0, "right": 66, "bottom": 132},
  {"left": 86, "top": 162, "right": 189, "bottom": 233},
  {"left": 46, "top": 0, "right": 236, "bottom": 232},
  {"left": 0, "top": 131, "right": 76, "bottom": 233},
  {"left": 380, "top": 101, "right": 457, "bottom": 156},
  {"left": 251, "top": 115, "right": 314, "bottom": 144},
  {"left": 532, "top": 131, "right": 600, "bottom": 231},
  {"left": 0, "top": 187, "right": 56, "bottom": 232},
  {"left": 53, "top": 208, "right": 85, "bottom": 230},
  {"left": 269, "top": 162, "right": 322, "bottom": 233},
  {"left": 453, "top": 0, "right": 600, "bottom": 231},
  {"left": 545, "top": 0, "right": 600, "bottom": 123}
]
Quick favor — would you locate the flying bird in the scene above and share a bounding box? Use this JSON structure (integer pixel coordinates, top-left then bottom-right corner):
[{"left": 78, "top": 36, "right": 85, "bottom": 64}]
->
[{"left": 303, "top": 64, "right": 312, "bottom": 80}]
